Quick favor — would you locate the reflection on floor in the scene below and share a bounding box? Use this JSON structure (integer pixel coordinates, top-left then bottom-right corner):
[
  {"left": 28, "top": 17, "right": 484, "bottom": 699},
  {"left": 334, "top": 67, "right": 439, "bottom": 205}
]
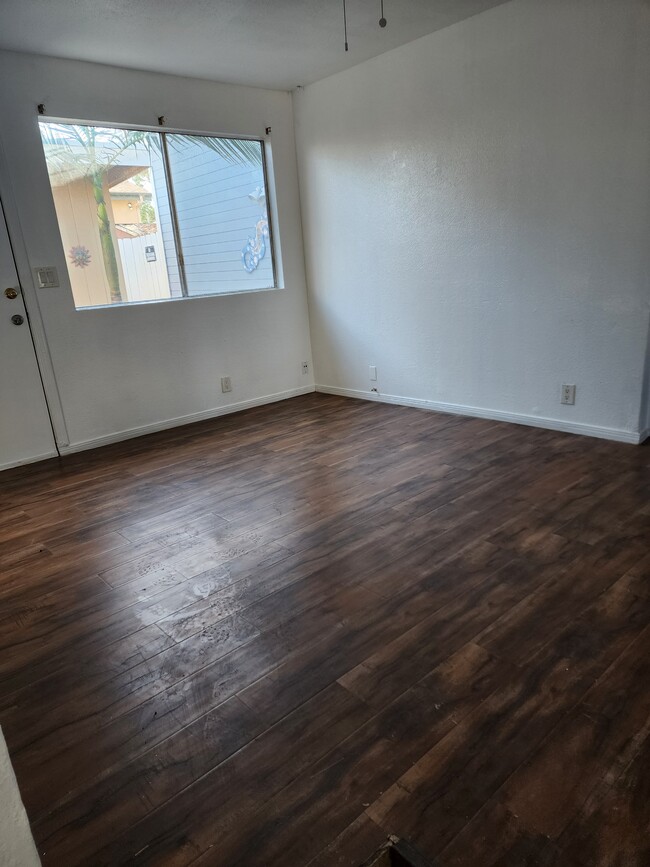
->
[{"left": 0, "top": 393, "right": 648, "bottom": 866}]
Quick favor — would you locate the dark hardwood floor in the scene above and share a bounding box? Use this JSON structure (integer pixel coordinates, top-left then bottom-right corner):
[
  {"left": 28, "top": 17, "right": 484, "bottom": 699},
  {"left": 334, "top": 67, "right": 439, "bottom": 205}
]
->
[{"left": 0, "top": 393, "right": 648, "bottom": 866}]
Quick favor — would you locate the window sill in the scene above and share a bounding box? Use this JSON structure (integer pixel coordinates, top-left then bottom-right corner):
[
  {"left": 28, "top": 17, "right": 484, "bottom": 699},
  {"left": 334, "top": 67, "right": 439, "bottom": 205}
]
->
[{"left": 73, "top": 284, "right": 283, "bottom": 311}]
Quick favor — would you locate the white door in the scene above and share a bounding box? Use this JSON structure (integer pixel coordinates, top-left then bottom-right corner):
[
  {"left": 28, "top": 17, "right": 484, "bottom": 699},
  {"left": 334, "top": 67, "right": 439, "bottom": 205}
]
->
[{"left": 0, "top": 198, "right": 57, "bottom": 470}]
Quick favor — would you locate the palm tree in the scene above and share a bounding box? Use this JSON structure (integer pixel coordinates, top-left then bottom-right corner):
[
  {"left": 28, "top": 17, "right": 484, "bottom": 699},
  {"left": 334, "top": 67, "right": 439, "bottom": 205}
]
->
[{"left": 40, "top": 123, "right": 262, "bottom": 304}]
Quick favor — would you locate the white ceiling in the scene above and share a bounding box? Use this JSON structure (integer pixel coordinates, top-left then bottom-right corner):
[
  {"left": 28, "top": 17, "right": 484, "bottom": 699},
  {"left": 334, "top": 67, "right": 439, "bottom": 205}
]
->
[{"left": 0, "top": 0, "right": 511, "bottom": 90}]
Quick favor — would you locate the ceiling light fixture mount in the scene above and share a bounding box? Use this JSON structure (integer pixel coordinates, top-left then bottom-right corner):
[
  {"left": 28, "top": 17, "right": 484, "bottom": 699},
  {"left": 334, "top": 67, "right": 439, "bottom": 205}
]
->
[{"left": 342, "top": 1, "right": 388, "bottom": 51}]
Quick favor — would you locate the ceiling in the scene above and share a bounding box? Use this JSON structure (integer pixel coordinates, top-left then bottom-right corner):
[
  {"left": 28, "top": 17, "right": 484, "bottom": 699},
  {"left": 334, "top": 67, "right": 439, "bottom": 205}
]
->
[{"left": 0, "top": 0, "right": 511, "bottom": 91}]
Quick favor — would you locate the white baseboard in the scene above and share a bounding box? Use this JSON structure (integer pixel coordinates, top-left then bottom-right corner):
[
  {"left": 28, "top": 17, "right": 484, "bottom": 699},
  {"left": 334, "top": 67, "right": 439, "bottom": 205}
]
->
[
  {"left": 316, "top": 385, "right": 644, "bottom": 444},
  {"left": 0, "top": 450, "right": 59, "bottom": 472},
  {"left": 58, "top": 385, "right": 316, "bottom": 456},
  {"left": 5, "top": 384, "right": 641, "bottom": 471}
]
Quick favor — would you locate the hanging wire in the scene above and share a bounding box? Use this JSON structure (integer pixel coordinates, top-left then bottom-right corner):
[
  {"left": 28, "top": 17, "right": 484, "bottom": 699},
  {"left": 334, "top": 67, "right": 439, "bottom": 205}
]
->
[
  {"left": 343, "top": 0, "right": 349, "bottom": 50},
  {"left": 379, "top": 0, "right": 387, "bottom": 28}
]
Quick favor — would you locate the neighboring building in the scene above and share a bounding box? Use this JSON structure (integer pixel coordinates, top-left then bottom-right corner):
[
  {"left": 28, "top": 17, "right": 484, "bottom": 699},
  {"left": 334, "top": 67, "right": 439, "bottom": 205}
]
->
[
  {"left": 43, "top": 134, "right": 272, "bottom": 308},
  {"left": 47, "top": 149, "right": 172, "bottom": 307}
]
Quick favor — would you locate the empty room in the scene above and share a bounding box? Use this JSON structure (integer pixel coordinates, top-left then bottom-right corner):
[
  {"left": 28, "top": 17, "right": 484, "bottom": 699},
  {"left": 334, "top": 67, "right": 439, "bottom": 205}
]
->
[{"left": 0, "top": 0, "right": 648, "bottom": 865}]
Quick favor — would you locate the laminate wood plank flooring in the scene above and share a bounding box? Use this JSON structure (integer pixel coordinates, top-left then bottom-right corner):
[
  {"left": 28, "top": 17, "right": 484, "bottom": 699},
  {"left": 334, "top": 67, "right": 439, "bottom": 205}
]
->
[{"left": 0, "top": 393, "right": 647, "bottom": 866}]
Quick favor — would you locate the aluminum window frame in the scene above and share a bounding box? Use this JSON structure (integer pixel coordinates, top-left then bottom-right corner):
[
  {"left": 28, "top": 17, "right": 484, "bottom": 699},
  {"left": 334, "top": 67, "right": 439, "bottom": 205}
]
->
[{"left": 38, "top": 117, "right": 279, "bottom": 309}]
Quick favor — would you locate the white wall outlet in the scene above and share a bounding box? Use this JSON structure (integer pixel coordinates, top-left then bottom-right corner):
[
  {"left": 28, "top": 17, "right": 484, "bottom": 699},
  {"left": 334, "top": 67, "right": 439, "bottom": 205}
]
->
[
  {"left": 221, "top": 376, "right": 232, "bottom": 393},
  {"left": 369, "top": 365, "right": 377, "bottom": 381},
  {"left": 561, "top": 384, "right": 576, "bottom": 405},
  {"left": 301, "top": 361, "right": 309, "bottom": 375}
]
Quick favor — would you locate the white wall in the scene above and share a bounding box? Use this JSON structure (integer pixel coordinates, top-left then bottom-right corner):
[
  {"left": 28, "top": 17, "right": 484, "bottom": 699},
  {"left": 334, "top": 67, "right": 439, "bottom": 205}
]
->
[
  {"left": 0, "top": 51, "right": 313, "bottom": 452},
  {"left": 294, "top": 0, "right": 650, "bottom": 442}
]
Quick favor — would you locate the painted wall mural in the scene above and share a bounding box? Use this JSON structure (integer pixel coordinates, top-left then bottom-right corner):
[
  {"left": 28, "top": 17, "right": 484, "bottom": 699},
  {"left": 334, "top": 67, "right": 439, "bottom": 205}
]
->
[{"left": 241, "top": 186, "right": 269, "bottom": 273}]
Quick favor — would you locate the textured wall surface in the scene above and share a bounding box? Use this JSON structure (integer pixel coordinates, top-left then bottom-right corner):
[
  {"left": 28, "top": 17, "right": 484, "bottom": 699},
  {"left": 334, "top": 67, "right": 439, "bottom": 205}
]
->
[{"left": 295, "top": 0, "right": 650, "bottom": 440}]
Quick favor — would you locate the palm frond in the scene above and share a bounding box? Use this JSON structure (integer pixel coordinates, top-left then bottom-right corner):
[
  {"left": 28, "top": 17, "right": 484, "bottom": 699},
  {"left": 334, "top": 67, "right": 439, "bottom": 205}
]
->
[
  {"left": 165, "top": 134, "right": 262, "bottom": 167},
  {"left": 41, "top": 122, "right": 262, "bottom": 171}
]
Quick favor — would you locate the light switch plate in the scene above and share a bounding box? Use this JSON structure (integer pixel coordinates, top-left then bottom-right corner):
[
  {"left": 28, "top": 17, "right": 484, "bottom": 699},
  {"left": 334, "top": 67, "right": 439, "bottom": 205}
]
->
[{"left": 34, "top": 266, "right": 60, "bottom": 288}]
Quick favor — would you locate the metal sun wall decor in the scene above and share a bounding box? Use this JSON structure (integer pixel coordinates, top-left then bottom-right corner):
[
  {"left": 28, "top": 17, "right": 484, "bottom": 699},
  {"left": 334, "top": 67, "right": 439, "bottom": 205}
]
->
[
  {"left": 241, "top": 186, "right": 269, "bottom": 274},
  {"left": 69, "top": 245, "right": 92, "bottom": 268}
]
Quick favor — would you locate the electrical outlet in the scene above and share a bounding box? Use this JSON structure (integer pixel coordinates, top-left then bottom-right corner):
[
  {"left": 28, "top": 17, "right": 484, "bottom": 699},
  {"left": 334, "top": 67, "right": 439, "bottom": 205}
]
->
[
  {"left": 561, "top": 384, "right": 576, "bottom": 405},
  {"left": 301, "top": 361, "right": 309, "bottom": 375},
  {"left": 369, "top": 365, "right": 377, "bottom": 381},
  {"left": 221, "top": 376, "right": 232, "bottom": 393}
]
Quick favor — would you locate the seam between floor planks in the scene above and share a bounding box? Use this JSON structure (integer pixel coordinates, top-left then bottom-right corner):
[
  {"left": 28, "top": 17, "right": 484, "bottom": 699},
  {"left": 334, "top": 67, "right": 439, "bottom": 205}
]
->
[{"left": 0, "top": 393, "right": 647, "bottom": 867}]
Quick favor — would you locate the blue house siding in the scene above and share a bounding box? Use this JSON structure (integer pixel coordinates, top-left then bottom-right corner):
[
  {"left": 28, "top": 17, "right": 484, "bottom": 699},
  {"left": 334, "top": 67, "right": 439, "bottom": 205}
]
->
[{"left": 166, "top": 139, "right": 273, "bottom": 295}]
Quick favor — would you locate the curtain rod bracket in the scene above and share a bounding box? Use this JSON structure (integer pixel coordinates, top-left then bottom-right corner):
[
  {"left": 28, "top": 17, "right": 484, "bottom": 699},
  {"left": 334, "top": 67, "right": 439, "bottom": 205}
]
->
[
  {"left": 265, "top": 126, "right": 272, "bottom": 136},
  {"left": 37, "top": 103, "right": 46, "bottom": 115},
  {"left": 158, "top": 115, "right": 166, "bottom": 126}
]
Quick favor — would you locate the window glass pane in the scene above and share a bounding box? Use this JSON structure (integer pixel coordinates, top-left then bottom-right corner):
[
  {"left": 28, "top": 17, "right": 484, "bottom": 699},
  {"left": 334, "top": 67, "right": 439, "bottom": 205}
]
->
[
  {"left": 39, "top": 122, "right": 179, "bottom": 308},
  {"left": 165, "top": 134, "right": 274, "bottom": 295}
]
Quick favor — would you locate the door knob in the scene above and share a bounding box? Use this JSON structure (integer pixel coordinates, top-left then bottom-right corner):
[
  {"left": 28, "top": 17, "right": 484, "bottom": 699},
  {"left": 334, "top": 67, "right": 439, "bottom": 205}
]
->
[
  {"left": 4, "top": 288, "right": 18, "bottom": 299},
  {"left": 11, "top": 314, "right": 24, "bottom": 326}
]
